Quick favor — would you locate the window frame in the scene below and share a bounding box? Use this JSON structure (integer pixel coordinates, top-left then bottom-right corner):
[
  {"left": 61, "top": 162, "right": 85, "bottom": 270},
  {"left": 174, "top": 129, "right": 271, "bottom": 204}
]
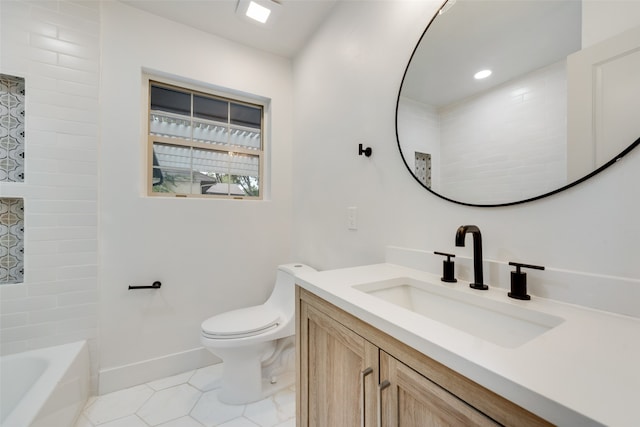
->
[{"left": 145, "top": 76, "right": 266, "bottom": 200}]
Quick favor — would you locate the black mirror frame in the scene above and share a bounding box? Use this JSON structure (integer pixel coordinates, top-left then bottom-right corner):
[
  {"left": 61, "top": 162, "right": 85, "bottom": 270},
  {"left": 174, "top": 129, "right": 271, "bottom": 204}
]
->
[{"left": 395, "top": 1, "right": 640, "bottom": 208}]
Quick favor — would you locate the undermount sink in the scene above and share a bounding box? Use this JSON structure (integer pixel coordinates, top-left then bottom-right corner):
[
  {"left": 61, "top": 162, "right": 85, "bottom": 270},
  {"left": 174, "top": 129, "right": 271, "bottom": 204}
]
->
[{"left": 353, "top": 277, "right": 564, "bottom": 348}]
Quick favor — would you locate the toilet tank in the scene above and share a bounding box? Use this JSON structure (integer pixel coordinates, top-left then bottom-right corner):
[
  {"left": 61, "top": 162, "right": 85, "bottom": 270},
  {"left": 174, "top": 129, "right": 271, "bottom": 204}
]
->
[{"left": 265, "top": 264, "right": 316, "bottom": 315}]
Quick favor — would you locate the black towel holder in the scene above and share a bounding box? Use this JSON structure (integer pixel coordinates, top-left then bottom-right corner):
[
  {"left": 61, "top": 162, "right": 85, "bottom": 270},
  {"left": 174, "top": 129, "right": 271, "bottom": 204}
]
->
[{"left": 129, "top": 281, "right": 162, "bottom": 290}]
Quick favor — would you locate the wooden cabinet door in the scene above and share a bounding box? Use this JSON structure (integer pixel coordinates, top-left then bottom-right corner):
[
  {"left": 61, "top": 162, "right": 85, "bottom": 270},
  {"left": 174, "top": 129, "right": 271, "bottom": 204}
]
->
[
  {"left": 380, "top": 351, "right": 500, "bottom": 427},
  {"left": 298, "top": 300, "right": 379, "bottom": 427}
]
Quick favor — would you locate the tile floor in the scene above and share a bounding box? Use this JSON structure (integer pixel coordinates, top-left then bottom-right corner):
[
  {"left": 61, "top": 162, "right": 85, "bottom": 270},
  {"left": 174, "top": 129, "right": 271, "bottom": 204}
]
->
[{"left": 74, "top": 364, "right": 296, "bottom": 427}]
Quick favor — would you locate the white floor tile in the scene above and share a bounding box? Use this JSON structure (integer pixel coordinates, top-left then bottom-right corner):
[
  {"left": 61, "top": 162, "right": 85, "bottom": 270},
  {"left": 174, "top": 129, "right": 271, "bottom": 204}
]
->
[
  {"left": 217, "top": 417, "right": 260, "bottom": 427},
  {"left": 84, "top": 384, "right": 154, "bottom": 425},
  {"left": 157, "top": 416, "right": 206, "bottom": 427},
  {"left": 273, "top": 388, "right": 296, "bottom": 419},
  {"left": 188, "top": 363, "right": 223, "bottom": 392},
  {"left": 147, "top": 370, "right": 195, "bottom": 391},
  {"left": 75, "top": 363, "right": 295, "bottom": 427},
  {"left": 99, "top": 415, "right": 148, "bottom": 427},
  {"left": 190, "top": 389, "right": 245, "bottom": 427},
  {"left": 244, "top": 398, "right": 280, "bottom": 427},
  {"left": 137, "top": 383, "right": 202, "bottom": 426}
]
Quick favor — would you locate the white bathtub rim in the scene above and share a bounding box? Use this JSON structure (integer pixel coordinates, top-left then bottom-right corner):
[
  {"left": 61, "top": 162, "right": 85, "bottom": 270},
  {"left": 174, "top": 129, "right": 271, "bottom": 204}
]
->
[{"left": 1, "top": 341, "right": 88, "bottom": 427}]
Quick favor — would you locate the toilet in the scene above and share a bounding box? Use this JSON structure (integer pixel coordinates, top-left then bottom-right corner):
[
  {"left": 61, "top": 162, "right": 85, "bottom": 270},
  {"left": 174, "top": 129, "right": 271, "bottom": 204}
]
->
[{"left": 200, "top": 263, "right": 316, "bottom": 405}]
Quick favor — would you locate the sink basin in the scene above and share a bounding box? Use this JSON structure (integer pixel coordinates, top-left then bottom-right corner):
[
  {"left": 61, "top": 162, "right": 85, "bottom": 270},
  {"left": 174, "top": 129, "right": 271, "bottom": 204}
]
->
[{"left": 353, "top": 277, "right": 563, "bottom": 348}]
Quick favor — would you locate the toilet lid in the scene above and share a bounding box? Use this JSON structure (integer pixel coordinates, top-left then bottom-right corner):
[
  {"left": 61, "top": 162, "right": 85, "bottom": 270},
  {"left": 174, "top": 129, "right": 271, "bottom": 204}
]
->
[{"left": 201, "top": 305, "right": 281, "bottom": 339}]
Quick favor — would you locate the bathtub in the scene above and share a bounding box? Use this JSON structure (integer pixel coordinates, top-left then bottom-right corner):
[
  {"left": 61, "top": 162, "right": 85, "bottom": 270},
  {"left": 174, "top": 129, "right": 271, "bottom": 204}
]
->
[{"left": 0, "top": 341, "right": 90, "bottom": 427}]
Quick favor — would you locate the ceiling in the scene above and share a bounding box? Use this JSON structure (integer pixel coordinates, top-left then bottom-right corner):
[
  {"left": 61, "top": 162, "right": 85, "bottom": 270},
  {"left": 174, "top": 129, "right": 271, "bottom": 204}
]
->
[{"left": 120, "top": 0, "right": 339, "bottom": 58}]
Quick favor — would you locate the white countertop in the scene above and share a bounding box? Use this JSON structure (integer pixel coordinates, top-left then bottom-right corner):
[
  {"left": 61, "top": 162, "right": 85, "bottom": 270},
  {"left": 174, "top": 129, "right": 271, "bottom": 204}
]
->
[{"left": 295, "top": 263, "right": 640, "bottom": 427}]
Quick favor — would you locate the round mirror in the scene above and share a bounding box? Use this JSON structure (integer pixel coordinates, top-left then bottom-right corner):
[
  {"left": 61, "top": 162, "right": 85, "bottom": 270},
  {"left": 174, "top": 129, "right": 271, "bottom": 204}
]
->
[{"left": 396, "top": 0, "right": 640, "bottom": 206}]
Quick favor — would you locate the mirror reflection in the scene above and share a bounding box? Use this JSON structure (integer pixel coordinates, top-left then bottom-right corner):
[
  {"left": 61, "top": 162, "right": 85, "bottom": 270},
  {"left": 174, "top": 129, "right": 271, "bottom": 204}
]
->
[{"left": 397, "top": 0, "right": 640, "bottom": 206}]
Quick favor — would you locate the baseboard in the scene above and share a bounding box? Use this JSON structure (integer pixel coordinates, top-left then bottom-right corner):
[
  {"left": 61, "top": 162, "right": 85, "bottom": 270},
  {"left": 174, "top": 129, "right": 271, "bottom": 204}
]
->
[{"left": 98, "top": 347, "right": 218, "bottom": 395}]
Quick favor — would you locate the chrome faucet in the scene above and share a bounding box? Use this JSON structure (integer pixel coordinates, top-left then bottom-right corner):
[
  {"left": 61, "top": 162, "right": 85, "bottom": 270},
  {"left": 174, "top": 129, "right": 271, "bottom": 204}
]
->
[{"left": 455, "top": 225, "right": 488, "bottom": 290}]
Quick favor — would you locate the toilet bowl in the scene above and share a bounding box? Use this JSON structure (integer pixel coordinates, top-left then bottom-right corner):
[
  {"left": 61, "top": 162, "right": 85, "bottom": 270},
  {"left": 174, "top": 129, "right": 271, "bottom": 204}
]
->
[{"left": 200, "top": 263, "right": 316, "bottom": 405}]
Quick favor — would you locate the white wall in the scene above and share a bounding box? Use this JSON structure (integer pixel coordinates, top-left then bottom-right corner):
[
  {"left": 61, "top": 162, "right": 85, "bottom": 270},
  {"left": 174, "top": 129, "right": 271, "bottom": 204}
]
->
[
  {"left": 292, "top": 0, "right": 640, "bottom": 302},
  {"left": 98, "top": 2, "right": 294, "bottom": 391},
  {"left": 0, "top": 0, "right": 100, "bottom": 379}
]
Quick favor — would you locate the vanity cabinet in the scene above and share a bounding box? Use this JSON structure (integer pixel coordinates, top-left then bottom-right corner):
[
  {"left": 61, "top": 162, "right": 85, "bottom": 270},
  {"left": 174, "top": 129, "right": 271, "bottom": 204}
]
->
[{"left": 296, "top": 287, "right": 552, "bottom": 427}]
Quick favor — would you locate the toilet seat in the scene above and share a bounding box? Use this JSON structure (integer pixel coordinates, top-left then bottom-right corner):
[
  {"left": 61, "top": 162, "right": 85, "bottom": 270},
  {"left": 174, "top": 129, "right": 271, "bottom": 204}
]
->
[{"left": 201, "top": 305, "right": 281, "bottom": 339}]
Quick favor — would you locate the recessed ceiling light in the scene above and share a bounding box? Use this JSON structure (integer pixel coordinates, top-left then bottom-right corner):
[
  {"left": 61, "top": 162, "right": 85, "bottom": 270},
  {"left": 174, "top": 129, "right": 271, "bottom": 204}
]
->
[
  {"left": 236, "top": 0, "right": 281, "bottom": 27},
  {"left": 246, "top": 1, "right": 271, "bottom": 24},
  {"left": 474, "top": 69, "right": 492, "bottom": 80}
]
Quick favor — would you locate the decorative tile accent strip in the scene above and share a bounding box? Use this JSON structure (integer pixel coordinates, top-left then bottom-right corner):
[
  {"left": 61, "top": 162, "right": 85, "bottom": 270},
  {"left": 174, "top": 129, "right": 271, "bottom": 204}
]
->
[
  {"left": 0, "top": 74, "right": 25, "bottom": 182},
  {"left": 415, "top": 151, "right": 432, "bottom": 188},
  {"left": 0, "top": 198, "right": 24, "bottom": 284}
]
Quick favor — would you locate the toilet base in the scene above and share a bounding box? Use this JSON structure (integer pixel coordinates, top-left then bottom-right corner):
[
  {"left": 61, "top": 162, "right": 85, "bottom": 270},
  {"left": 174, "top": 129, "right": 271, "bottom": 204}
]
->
[
  {"left": 204, "top": 338, "right": 296, "bottom": 405},
  {"left": 215, "top": 341, "right": 274, "bottom": 405}
]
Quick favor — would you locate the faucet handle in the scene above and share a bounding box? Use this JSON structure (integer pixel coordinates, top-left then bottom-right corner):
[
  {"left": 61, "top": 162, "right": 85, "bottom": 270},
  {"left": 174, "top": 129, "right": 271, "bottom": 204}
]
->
[
  {"left": 435, "top": 251, "right": 457, "bottom": 283},
  {"left": 508, "top": 262, "right": 545, "bottom": 300}
]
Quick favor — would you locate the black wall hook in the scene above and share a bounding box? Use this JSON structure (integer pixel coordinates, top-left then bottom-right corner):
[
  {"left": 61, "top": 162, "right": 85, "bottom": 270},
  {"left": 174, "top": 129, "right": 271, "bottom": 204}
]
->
[
  {"left": 358, "top": 143, "right": 372, "bottom": 157},
  {"left": 129, "top": 281, "right": 162, "bottom": 290}
]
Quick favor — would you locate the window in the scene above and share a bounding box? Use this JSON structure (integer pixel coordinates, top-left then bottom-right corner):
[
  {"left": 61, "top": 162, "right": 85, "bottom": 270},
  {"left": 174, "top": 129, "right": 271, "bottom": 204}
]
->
[{"left": 147, "top": 80, "right": 264, "bottom": 199}]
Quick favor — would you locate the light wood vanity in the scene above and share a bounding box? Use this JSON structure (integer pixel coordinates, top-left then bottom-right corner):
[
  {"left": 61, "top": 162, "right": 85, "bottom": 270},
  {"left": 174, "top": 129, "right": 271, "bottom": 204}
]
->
[{"left": 296, "top": 287, "right": 552, "bottom": 426}]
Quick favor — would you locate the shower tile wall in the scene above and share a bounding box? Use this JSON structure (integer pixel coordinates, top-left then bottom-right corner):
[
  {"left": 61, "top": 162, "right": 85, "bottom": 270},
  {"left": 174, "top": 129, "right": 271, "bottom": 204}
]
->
[{"left": 0, "top": 0, "right": 100, "bottom": 375}]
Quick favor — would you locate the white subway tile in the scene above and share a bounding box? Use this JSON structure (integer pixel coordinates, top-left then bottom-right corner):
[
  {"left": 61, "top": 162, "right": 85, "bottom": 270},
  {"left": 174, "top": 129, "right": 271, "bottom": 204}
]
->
[
  {"left": 31, "top": 61, "right": 99, "bottom": 85},
  {"left": 26, "top": 1, "right": 60, "bottom": 12},
  {"left": 56, "top": 79, "right": 99, "bottom": 98},
  {"left": 29, "top": 145, "right": 97, "bottom": 161},
  {"left": 28, "top": 116, "right": 98, "bottom": 136},
  {"left": 56, "top": 214, "right": 98, "bottom": 227},
  {"left": 27, "top": 74, "right": 58, "bottom": 91},
  {"left": 27, "top": 158, "right": 59, "bottom": 174},
  {"left": 28, "top": 20, "right": 58, "bottom": 38},
  {"left": 0, "top": 295, "right": 57, "bottom": 314},
  {"left": 51, "top": 187, "right": 98, "bottom": 201},
  {"left": 57, "top": 264, "right": 98, "bottom": 280},
  {"left": 57, "top": 290, "right": 98, "bottom": 306},
  {"left": 58, "top": 53, "right": 99, "bottom": 72},
  {"left": 28, "top": 253, "right": 61, "bottom": 269},
  {"left": 26, "top": 240, "right": 58, "bottom": 256},
  {"left": 30, "top": 100, "right": 99, "bottom": 123},
  {"left": 28, "top": 278, "right": 96, "bottom": 296},
  {"left": 58, "top": 159, "right": 98, "bottom": 175},
  {"left": 30, "top": 6, "right": 97, "bottom": 36},
  {"left": 3, "top": 0, "right": 30, "bottom": 18},
  {"left": 29, "top": 303, "right": 97, "bottom": 323},
  {"left": 58, "top": 26, "right": 99, "bottom": 49},
  {"left": 29, "top": 172, "right": 98, "bottom": 188},
  {"left": 0, "top": 313, "right": 29, "bottom": 329},
  {"left": 0, "top": 284, "right": 28, "bottom": 300},
  {"left": 30, "top": 33, "right": 85, "bottom": 57},
  {"left": 1, "top": 323, "right": 58, "bottom": 343},
  {"left": 28, "top": 226, "right": 97, "bottom": 241},
  {"left": 56, "top": 133, "right": 99, "bottom": 150},
  {"left": 57, "top": 239, "right": 97, "bottom": 253},
  {"left": 60, "top": 1, "right": 100, "bottom": 23},
  {"left": 28, "top": 46, "right": 58, "bottom": 65},
  {"left": 2, "top": 0, "right": 100, "bottom": 353},
  {"left": 26, "top": 267, "right": 58, "bottom": 283},
  {"left": 57, "top": 251, "right": 98, "bottom": 266},
  {"left": 0, "top": 341, "right": 28, "bottom": 356},
  {"left": 56, "top": 315, "right": 97, "bottom": 335}
]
